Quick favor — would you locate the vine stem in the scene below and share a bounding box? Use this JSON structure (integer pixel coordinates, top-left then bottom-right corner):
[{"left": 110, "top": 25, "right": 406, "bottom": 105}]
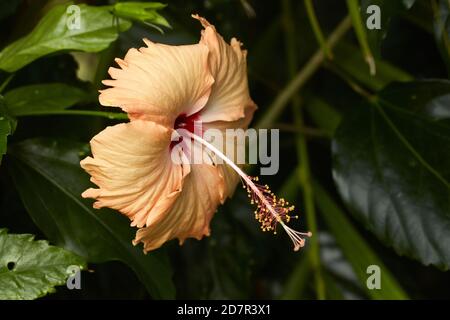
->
[
  {"left": 256, "top": 15, "right": 352, "bottom": 129},
  {"left": 281, "top": 0, "right": 325, "bottom": 299},
  {"left": 304, "top": 0, "right": 333, "bottom": 59},
  {"left": 346, "top": 0, "right": 376, "bottom": 75}
]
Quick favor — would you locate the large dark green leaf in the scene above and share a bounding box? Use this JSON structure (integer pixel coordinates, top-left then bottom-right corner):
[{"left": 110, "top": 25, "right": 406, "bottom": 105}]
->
[
  {"left": 4, "top": 83, "right": 87, "bottom": 116},
  {"left": 379, "top": 79, "right": 450, "bottom": 118},
  {"left": 8, "top": 138, "right": 175, "bottom": 299},
  {"left": 0, "top": 3, "right": 132, "bottom": 72},
  {"left": 332, "top": 80, "right": 450, "bottom": 269},
  {"left": 314, "top": 181, "right": 408, "bottom": 299},
  {"left": 0, "top": 228, "right": 86, "bottom": 300}
]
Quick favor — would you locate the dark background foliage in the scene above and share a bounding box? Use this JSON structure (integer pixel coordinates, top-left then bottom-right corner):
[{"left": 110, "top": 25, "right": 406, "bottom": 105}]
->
[{"left": 0, "top": 0, "right": 449, "bottom": 299}]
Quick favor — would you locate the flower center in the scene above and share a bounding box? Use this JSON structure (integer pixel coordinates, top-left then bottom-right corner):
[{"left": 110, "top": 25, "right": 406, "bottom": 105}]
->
[
  {"left": 171, "top": 112, "right": 202, "bottom": 149},
  {"left": 174, "top": 112, "right": 200, "bottom": 133}
]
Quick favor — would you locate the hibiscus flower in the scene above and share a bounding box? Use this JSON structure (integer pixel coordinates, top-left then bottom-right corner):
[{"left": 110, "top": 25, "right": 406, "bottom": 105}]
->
[{"left": 80, "top": 15, "right": 311, "bottom": 253}]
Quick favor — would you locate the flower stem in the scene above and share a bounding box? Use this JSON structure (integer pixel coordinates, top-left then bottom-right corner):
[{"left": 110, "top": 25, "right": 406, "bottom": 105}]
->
[
  {"left": 281, "top": 0, "right": 325, "bottom": 300},
  {"left": 324, "top": 62, "right": 375, "bottom": 101},
  {"left": 346, "top": 0, "right": 376, "bottom": 75},
  {"left": 0, "top": 73, "right": 14, "bottom": 93},
  {"left": 256, "top": 15, "right": 352, "bottom": 129},
  {"left": 304, "top": 0, "right": 333, "bottom": 59}
]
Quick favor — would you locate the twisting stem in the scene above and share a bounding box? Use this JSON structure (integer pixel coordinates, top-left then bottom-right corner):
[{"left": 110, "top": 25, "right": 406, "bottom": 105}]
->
[
  {"left": 0, "top": 73, "right": 14, "bottom": 93},
  {"left": 256, "top": 15, "right": 352, "bottom": 129},
  {"left": 304, "top": 0, "right": 333, "bottom": 59},
  {"left": 346, "top": 0, "right": 376, "bottom": 75},
  {"left": 282, "top": 0, "right": 325, "bottom": 299}
]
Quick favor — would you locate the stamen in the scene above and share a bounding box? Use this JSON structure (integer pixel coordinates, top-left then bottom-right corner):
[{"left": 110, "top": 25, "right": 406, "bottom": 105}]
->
[{"left": 187, "top": 132, "right": 312, "bottom": 251}]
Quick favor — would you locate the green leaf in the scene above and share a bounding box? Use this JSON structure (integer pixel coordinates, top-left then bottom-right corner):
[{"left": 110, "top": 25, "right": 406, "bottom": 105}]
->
[
  {"left": 379, "top": 79, "right": 450, "bottom": 118},
  {"left": 313, "top": 181, "right": 408, "bottom": 299},
  {"left": 323, "top": 272, "right": 345, "bottom": 300},
  {"left": 0, "top": 117, "right": 11, "bottom": 164},
  {"left": 278, "top": 168, "right": 408, "bottom": 299},
  {"left": 113, "top": 2, "right": 170, "bottom": 32},
  {"left": 333, "top": 80, "right": 450, "bottom": 269},
  {"left": 431, "top": 0, "right": 450, "bottom": 76},
  {"left": 403, "top": 0, "right": 417, "bottom": 9},
  {"left": 279, "top": 256, "right": 311, "bottom": 299},
  {"left": 4, "top": 84, "right": 87, "bottom": 116},
  {"left": 404, "top": 0, "right": 433, "bottom": 33},
  {"left": 8, "top": 138, "right": 175, "bottom": 299},
  {"left": 0, "top": 228, "right": 86, "bottom": 300},
  {"left": 0, "top": 3, "right": 132, "bottom": 72},
  {"left": 0, "top": 96, "right": 16, "bottom": 164},
  {"left": 333, "top": 42, "right": 413, "bottom": 91},
  {"left": 304, "top": 96, "right": 342, "bottom": 136}
]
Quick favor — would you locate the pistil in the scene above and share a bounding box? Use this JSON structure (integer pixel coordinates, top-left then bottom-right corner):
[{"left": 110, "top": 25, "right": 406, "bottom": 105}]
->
[{"left": 187, "top": 131, "right": 312, "bottom": 251}]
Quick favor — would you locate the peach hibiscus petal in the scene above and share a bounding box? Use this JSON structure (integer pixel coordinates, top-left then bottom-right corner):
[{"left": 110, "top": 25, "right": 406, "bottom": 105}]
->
[
  {"left": 203, "top": 103, "right": 257, "bottom": 197},
  {"left": 133, "top": 158, "right": 226, "bottom": 253},
  {"left": 80, "top": 120, "right": 189, "bottom": 228},
  {"left": 193, "top": 14, "right": 255, "bottom": 123},
  {"left": 99, "top": 40, "right": 214, "bottom": 126}
]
